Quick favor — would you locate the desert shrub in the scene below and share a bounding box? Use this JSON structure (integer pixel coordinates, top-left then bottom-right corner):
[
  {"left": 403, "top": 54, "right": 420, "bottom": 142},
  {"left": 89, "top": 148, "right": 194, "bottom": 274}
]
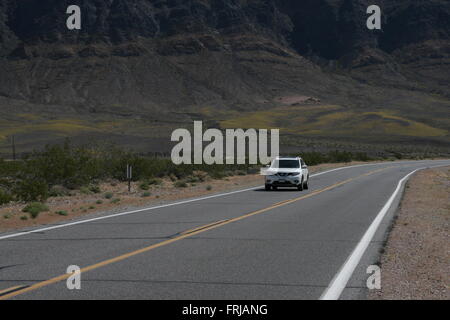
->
[
  {"left": 186, "top": 176, "right": 200, "bottom": 183},
  {"left": 21, "top": 143, "right": 93, "bottom": 188},
  {"left": 174, "top": 181, "right": 188, "bottom": 188},
  {"left": 22, "top": 202, "right": 49, "bottom": 219},
  {"left": 300, "top": 151, "right": 373, "bottom": 166},
  {"left": 88, "top": 185, "right": 101, "bottom": 194},
  {"left": 14, "top": 179, "right": 48, "bottom": 202},
  {"left": 0, "top": 158, "right": 24, "bottom": 177},
  {"left": 17, "top": 141, "right": 133, "bottom": 190},
  {"left": 139, "top": 182, "right": 150, "bottom": 191},
  {"left": 392, "top": 152, "right": 403, "bottom": 160},
  {"left": 0, "top": 177, "right": 14, "bottom": 191},
  {"left": 206, "top": 185, "right": 212, "bottom": 191},
  {"left": 104, "top": 192, "right": 113, "bottom": 199},
  {"left": 148, "top": 178, "right": 162, "bottom": 185},
  {"left": 192, "top": 171, "right": 207, "bottom": 182},
  {"left": 327, "top": 150, "right": 353, "bottom": 163},
  {"left": 111, "top": 198, "right": 120, "bottom": 204},
  {"left": 209, "top": 171, "right": 226, "bottom": 180},
  {"left": 0, "top": 140, "right": 383, "bottom": 204},
  {"left": 141, "top": 192, "right": 151, "bottom": 197},
  {"left": 56, "top": 210, "right": 68, "bottom": 216},
  {"left": 0, "top": 189, "right": 13, "bottom": 205},
  {"left": 353, "top": 152, "right": 370, "bottom": 161},
  {"left": 301, "top": 152, "right": 325, "bottom": 166},
  {"left": 78, "top": 184, "right": 101, "bottom": 195},
  {"left": 79, "top": 186, "right": 92, "bottom": 194},
  {"left": 247, "top": 167, "right": 259, "bottom": 174},
  {"left": 49, "top": 185, "right": 70, "bottom": 197}
]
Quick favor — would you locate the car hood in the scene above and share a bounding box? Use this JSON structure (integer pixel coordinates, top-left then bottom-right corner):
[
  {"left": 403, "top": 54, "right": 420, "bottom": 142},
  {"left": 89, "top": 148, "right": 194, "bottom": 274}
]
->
[{"left": 261, "top": 167, "right": 301, "bottom": 176}]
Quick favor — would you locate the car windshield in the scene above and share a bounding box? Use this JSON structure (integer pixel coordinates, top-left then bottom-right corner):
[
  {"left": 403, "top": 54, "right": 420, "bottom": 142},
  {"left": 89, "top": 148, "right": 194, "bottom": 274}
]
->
[{"left": 272, "top": 160, "right": 300, "bottom": 169}]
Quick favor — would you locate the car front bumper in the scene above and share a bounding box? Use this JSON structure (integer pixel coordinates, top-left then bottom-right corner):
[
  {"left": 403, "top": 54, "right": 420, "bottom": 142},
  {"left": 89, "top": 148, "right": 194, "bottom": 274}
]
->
[{"left": 265, "top": 175, "right": 301, "bottom": 186}]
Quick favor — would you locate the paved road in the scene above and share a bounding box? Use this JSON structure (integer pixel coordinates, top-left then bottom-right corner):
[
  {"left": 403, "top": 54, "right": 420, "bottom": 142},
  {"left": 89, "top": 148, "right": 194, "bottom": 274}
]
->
[{"left": 0, "top": 160, "right": 449, "bottom": 300}]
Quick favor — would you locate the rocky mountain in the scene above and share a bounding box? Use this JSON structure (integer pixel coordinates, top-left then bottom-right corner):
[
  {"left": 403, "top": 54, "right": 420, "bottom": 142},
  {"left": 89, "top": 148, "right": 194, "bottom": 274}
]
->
[{"left": 0, "top": 0, "right": 449, "bottom": 155}]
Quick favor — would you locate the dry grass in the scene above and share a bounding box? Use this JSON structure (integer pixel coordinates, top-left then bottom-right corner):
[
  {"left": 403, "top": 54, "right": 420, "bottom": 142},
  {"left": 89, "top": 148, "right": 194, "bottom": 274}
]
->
[{"left": 219, "top": 106, "right": 448, "bottom": 138}]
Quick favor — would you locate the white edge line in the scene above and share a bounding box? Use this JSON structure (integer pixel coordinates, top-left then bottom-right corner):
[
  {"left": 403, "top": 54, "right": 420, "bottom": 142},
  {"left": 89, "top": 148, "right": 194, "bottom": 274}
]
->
[
  {"left": 319, "top": 163, "right": 449, "bottom": 300},
  {"left": 0, "top": 185, "right": 259, "bottom": 241},
  {"left": 0, "top": 160, "right": 446, "bottom": 241}
]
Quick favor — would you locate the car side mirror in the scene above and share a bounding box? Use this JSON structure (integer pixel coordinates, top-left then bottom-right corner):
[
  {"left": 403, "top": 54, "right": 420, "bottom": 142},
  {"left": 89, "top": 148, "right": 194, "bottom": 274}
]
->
[{"left": 302, "top": 165, "right": 308, "bottom": 169}]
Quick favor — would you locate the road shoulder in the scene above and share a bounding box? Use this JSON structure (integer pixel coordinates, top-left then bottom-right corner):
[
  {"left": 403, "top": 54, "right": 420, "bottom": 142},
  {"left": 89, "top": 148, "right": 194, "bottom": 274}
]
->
[{"left": 369, "top": 166, "right": 449, "bottom": 300}]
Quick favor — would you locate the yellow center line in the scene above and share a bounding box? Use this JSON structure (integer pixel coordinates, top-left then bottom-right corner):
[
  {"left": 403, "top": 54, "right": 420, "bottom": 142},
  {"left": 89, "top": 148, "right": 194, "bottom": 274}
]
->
[
  {"left": 273, "top": 199, "right": 293, "bottom": 206},
  {"left": 0, "top": 166, "right": 391, "bottom": 300},
  {"left": 362, "top": 166, "right": 394, "bottom": 176},
  {"left": 0, "top": 285, "right": 28, "bottom": 296},
  {"left": 180, "top": 220, "right": 229, "bottom": 235}
]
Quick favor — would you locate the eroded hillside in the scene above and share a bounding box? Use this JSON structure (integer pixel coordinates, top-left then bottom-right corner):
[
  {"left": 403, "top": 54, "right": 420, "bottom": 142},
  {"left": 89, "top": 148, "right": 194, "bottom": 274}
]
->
[{"left": 0, "top": 0, "right": 449, "bottom": 155}]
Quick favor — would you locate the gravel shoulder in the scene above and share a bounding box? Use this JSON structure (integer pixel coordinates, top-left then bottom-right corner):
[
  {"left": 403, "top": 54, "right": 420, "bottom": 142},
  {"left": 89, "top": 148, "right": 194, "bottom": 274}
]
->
[{"left": 369, "top": 166, "right": 450, "bottom": 300}]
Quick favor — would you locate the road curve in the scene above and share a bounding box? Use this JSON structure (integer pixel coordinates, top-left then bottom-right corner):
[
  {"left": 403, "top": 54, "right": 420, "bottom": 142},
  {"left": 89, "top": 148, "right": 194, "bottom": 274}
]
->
[{"left": 0, "top": 160, "right": 449, "bottom": 300}]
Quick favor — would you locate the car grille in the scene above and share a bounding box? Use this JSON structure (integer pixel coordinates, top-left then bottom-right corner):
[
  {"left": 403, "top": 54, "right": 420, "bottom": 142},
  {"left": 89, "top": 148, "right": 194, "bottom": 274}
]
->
[{"left": 276, "top": 172, "right": 294, "bottom": 177}]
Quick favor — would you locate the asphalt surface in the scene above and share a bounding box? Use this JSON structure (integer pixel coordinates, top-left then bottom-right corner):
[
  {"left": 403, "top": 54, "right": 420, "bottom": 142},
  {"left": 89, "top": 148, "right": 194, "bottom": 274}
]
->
[{"left": 0, "top": 160, "right": 449, "bottom": 300}]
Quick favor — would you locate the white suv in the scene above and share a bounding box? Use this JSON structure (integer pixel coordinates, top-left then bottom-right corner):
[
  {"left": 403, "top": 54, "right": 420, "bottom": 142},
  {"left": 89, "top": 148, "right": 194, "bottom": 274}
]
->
[{"left": 264, "top": 157, "right": 309, "bottom": 191}]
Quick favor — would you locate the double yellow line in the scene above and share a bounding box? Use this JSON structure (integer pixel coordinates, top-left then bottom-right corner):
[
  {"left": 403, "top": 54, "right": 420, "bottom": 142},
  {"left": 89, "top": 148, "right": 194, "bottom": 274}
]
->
[{"left": 0, "top": 166, "right": 391, "bottom": 300}]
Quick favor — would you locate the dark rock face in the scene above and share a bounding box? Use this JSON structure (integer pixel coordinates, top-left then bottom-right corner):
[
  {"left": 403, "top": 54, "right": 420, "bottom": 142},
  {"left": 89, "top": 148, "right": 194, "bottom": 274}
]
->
[
  {"left": 379, "top": 0, "right": 450, "bottom": 53},
  {"left": 1, "top": 0, "right": 448, "bottom": 61},
  {"left": 275, "top": 0, "right": 375, "bottom": 60},
  {"left": 0, "top": 0, "right": 290, "bottom": 45},
  {"left": 3, "top": 0, "right": 443, "bottom": 51}
]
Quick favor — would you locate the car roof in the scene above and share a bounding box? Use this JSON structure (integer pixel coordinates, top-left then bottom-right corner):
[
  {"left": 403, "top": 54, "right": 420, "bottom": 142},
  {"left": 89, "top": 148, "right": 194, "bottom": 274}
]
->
[{"left": 275, "top": 157, "right": 301, "bottom": 160}]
